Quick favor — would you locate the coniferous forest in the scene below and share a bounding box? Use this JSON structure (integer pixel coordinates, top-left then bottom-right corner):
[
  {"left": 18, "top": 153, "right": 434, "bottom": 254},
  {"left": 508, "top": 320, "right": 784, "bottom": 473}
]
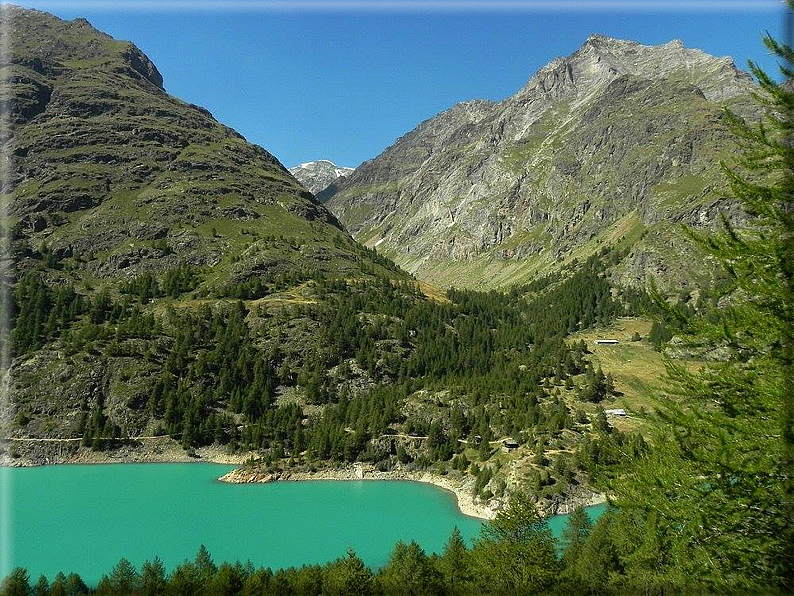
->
[{"left": 2, "top": 4, "right": 794, "bottom": 596}]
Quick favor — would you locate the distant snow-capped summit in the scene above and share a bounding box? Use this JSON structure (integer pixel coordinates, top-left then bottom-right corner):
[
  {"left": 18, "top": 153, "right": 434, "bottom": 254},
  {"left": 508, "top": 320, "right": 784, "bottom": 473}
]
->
[{"left": 289, "top": 160, "right": 355, "bottom": 194}]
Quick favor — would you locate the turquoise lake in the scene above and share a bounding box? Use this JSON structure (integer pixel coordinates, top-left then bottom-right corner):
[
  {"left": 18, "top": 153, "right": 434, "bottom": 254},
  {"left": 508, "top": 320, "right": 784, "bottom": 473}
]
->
[{"left": 0, "top": 463, "right": 605, "bottom": 584}]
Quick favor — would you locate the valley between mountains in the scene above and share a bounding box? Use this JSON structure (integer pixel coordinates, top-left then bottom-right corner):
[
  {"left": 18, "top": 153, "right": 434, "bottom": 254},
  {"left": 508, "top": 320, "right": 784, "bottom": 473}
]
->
[{"left": 0, "top": 5, "right": 754, "bottom": 521}]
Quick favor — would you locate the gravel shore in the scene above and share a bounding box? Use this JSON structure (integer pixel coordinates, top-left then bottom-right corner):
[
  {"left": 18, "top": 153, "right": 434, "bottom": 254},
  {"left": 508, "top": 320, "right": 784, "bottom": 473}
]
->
[
  {"left": 219, "top": 463, "right": 498, "bottom": 519},
  {"left": 219, "top": 464, "right": 607, "bottom": 520}
]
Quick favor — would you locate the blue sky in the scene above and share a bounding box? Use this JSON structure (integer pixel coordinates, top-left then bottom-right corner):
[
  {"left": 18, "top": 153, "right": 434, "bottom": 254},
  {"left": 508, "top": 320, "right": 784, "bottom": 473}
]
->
[{"left": 17, "top": 1, "right": 786, "bottom": 168}]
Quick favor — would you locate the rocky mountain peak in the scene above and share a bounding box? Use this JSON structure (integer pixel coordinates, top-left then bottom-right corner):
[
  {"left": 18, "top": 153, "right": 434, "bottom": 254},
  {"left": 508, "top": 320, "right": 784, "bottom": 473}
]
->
[
  {"left": 289, "top": 160, "right": 355, "bottom": 195},
  {"left": 583, "top": 33, "right": 642, "bottom": 51},
  {"left": 327, "top": 34, "right": 759, "bottom": 290},
  {"left": 2, "top": 5, "right": 163, "bottom": 90},
  {"left": 515, "top": 34, "right": 752, "bottom": 107}
]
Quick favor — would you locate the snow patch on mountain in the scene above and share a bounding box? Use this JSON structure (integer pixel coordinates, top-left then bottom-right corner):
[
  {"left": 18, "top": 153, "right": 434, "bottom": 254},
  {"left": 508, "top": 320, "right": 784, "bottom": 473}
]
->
[{"left": 289, "top": 160, "right": 355, "bottom": 194}]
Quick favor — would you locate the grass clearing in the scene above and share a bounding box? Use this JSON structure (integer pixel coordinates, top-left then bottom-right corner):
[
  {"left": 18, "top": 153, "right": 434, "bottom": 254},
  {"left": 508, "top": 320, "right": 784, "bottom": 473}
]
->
[{"left": 569, "top": 317, "right": 666, "bottom": 432}]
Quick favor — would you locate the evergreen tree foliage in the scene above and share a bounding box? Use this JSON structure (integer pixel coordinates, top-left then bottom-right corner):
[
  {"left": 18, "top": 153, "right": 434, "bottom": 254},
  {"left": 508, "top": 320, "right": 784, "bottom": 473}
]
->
[
  {"left": 322, "top": 549, "right": 374, "bottom": 596},
  {"left": 471, "top": 492, "right": 560, "bottom": 594},
  {"left": 560, "top": 505, "right": 593, "bottom": 567},
  {"left": 592, "top": 18, "right": 794, "bottom": 593},
  {"left": 96, "top": 558, "right": 141, "bottom": 596},
  {"left": 561, "top": 510, "right": 620, "bottom": 595},
  {"left": 34, "top": 576, "right": 48, "bottom": 596},
  {"left": 378, "top": 541, "right": 443, "bottom": 595},
  {"left": 0, "top": 568, "right": 30, "bottom": 596},
  {"left": 140, "top": 558, "right": 167, "bottom": 596},
  {"left": 436, "top": 527, "right": 471, "bottom": 594}
]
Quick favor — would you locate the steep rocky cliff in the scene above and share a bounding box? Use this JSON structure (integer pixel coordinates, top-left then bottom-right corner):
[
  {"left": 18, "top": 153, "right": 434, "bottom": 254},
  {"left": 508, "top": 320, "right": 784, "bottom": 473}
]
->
[{"left": 326, "top": 35, "right": 757, "bottom": 290}]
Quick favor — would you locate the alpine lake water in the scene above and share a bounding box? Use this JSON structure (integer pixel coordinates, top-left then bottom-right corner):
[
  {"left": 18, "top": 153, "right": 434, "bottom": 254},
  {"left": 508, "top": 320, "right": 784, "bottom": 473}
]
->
[{"left": 1, "top": 463, "right": 606, "bottom": 584}]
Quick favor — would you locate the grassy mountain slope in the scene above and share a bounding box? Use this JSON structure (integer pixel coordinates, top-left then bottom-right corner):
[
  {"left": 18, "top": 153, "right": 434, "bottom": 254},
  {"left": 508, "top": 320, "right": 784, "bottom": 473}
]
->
[
  {"left": 3, "top": 5, "right": 393, "bottom": 292},
  {"left": 1, "top": 4, "right": 405, "bottom": 442}
]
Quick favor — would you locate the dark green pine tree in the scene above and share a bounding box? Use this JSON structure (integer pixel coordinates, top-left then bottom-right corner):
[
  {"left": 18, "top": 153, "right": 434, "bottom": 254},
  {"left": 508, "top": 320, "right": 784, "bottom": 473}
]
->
[
  {"left": 560, "top": 505, "right": 593, "bottom": 568},
  {"left": 0, "top": 568, "right": 30, "bottom": 596},
  {"left": 140, "top": 557, "right": 167, "bottom": 596},
  {"left": 378, "top": 540, "right": 444, "bottom": 596},
  {"left": 96, "top": 558, "right": 141, "bottom": 596},
  {"left": 471, "top": 492, "right": 560, "bottom": 594},
  {"left": 322, "top": 549, "right": 375, "bottom": 596},
  {"left": 437, "top": 527, "right": 472, "bottom": 594},
  {"left": 209, "top": 563, "right": 245, "bottom": 595},
  {"left": 33, "top": 575, "right": 48, "bottom": 596},
  {"left": 601, "top": 14, "right": 794, "bottom": 593}
]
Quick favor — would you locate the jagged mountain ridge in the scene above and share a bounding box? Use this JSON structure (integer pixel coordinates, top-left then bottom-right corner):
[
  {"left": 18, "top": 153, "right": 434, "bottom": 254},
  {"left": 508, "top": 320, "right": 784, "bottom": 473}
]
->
[
  {"left": 289, "top": 159, "right": 355, "bottom": 195},
  {"left": 326, "top": 35, "right": 757, "bottom": 290}
]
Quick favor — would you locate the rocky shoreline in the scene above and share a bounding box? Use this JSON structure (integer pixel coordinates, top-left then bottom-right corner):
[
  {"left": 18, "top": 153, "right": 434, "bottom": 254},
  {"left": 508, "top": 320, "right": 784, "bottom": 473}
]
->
[
  {"left": 219, "top": 463, "right": 607, "bottom": 521},
  {"left": 219, "top": 463, "right": 497, "bottom": 519}
]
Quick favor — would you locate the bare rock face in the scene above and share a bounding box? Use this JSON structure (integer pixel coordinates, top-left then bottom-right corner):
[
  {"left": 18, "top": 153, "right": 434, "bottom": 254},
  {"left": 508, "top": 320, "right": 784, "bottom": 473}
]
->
[
  {"left": 327, "top": 35, "right": 758, "bottom": 290},
  {"left": 289, "top": 160, "right": 355, "bottom": 195}
]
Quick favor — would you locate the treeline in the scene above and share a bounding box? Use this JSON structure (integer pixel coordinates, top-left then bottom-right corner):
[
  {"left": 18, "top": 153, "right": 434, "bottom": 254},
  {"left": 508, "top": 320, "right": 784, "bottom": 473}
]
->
[
  {"left": 11, "top": 273, "right": 85, "bottom": 353},
  {"left": 218, "top": 268, "right": 323, "bottom": 301},
  {"left": 119, "top": 264, "right": 200, "bottom": 303},
  {"left": 11, "top": 273, "right": 161, "bottom": 357}
]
